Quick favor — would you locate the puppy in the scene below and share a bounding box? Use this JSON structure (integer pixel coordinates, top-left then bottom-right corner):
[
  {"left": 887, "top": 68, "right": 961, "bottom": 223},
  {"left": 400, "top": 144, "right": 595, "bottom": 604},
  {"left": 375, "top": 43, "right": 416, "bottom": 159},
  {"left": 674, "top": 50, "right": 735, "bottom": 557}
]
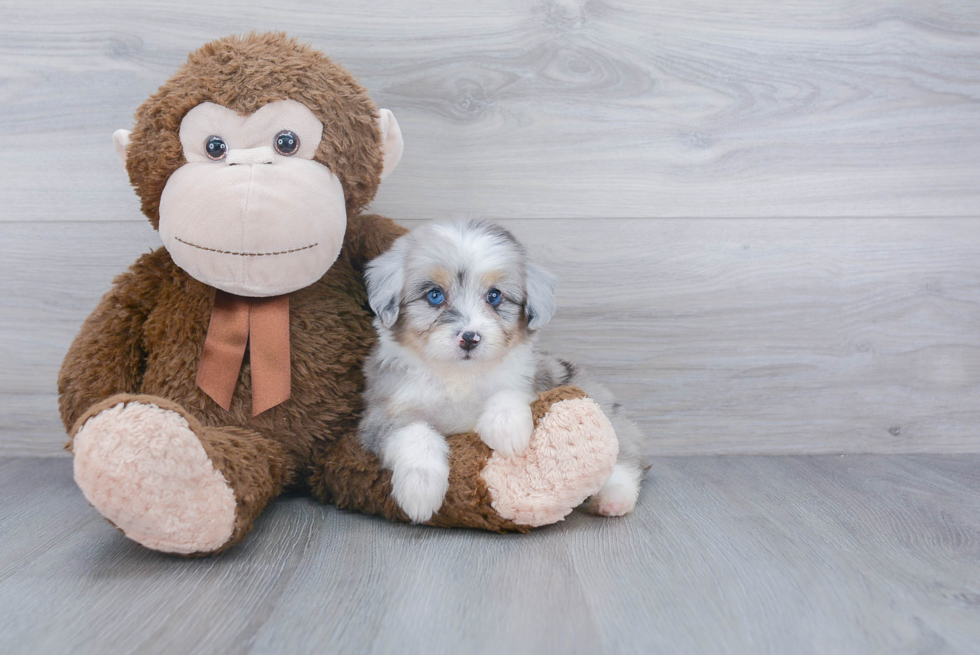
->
[{"left": 359, "top": 220, "right": 647, "bottom": 523}]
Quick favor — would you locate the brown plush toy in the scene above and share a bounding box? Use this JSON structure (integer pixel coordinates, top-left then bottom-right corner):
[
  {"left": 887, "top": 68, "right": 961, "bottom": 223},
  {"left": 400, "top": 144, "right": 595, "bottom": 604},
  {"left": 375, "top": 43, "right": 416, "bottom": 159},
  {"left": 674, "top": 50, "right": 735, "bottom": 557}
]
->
[{"left": 58, "top": 32, "right": 619, "bottom": 555}]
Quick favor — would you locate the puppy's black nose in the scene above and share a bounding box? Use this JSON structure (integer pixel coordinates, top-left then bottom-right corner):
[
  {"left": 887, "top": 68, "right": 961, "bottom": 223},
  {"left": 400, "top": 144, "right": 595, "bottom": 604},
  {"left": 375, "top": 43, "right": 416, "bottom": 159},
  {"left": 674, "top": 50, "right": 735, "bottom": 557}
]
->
[{"left": 460, "top": 331, "right": 481, "bottom": 351}]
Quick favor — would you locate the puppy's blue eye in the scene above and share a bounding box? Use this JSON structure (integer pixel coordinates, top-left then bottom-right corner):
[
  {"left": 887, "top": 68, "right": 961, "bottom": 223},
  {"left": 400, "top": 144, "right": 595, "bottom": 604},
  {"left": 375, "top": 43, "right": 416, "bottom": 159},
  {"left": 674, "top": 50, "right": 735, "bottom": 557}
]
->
[
  {"left": 427, "top": 288, "right": 445, "bottom": 306},
  {"left": 486, "top": 288, "right": 502, "bottom": 306}
]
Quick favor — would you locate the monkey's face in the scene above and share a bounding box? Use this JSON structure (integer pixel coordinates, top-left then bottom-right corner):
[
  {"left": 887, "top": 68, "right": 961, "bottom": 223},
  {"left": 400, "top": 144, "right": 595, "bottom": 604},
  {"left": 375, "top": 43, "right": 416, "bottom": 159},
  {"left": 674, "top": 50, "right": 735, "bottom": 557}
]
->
[
  {"left": 155, "top": 100, "right": 344, "bottom": 297},
  {"left": 115, "top": 34, "right": 404, "bottom": 296}
]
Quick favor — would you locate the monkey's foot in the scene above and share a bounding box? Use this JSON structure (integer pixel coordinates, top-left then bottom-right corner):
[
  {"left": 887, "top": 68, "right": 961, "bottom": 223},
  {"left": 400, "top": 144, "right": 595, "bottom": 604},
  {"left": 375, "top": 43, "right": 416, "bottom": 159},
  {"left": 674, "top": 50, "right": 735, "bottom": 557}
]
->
[
  {"left": 72, "top": 398, "right": 237, "bottom": 554},
  {"left": 481, "top": 389, "right": 618, "bottom": 526}
]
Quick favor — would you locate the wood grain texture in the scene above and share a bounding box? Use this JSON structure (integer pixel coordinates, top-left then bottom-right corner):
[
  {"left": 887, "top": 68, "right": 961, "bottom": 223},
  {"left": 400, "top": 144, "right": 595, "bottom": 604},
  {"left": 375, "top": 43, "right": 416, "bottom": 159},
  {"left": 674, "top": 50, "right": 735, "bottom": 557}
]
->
[
  {"left": 2, "top": 217, "right": 978, "bottom": 457},
  {"left": 1, "top": 455, "right": 979, "bottom": 654},
  {"left": 1, "top": 0, "right": 980, "bottom": 221},
  {"left": 3, "top": 1, "right": 980, "bottom": 456}
]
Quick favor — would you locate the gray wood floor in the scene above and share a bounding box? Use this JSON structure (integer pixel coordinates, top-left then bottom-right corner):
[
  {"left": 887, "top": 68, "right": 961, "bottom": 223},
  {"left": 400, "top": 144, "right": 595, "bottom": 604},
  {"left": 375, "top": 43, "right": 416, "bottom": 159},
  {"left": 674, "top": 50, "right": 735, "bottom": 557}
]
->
[{"left": 2, "top": 455, "right": 979, "bottom": 655}]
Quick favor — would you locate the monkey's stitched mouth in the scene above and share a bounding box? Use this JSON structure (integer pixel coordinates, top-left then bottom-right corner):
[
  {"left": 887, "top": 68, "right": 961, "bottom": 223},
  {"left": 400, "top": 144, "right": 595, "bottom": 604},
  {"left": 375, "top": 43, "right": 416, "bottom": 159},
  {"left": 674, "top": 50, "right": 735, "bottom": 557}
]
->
[{"left": 175, "top": 237, "right": 318, "bottom": 257}]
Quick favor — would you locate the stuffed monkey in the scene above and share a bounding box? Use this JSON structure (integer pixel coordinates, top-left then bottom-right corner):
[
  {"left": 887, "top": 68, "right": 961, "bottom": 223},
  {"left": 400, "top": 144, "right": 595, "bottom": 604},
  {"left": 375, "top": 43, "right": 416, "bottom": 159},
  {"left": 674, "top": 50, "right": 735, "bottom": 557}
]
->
[{"left": 58, "top": 33, "right": 618, "bottom": 555}]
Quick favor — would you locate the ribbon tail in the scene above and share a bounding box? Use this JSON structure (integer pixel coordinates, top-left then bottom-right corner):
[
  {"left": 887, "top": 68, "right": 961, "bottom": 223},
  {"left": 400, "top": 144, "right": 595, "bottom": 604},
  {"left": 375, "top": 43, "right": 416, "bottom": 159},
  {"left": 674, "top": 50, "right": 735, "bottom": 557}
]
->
[
  {"left": 248, "top": 295, "right": 291, "bottom": 416},
  {"left": 196, "top": 290, "right": 250, "bottom": 411}
]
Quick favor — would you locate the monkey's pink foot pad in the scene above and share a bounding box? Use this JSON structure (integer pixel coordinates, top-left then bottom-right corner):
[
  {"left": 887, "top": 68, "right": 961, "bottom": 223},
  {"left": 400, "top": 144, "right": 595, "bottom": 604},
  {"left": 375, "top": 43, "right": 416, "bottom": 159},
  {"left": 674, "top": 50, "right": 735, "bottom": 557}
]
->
[
  {"left": 482, "top": 396, "right": 618, "bottom": 526},
  {"left": 72, "top": 401, "right": 237, "bottom": 554}
]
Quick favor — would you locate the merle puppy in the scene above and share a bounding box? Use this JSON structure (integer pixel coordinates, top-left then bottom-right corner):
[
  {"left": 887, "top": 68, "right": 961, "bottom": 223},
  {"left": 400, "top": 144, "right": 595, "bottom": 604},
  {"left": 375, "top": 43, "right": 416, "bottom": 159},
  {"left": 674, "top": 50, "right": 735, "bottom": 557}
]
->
[{"left": 359, "top": 220, "right": 647, "bottom": 522}]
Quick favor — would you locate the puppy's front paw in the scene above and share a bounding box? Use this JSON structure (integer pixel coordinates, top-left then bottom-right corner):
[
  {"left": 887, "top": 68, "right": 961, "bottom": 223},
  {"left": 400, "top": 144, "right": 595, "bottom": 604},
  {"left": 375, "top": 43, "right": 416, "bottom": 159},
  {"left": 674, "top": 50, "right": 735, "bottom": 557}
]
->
[
  {"left": 391, "top": 464, "right": 449, "bottom": 523},
  {"left": 476, "top": 403, "right": 534, "bottom": 457},
  {"left": 383, "top": 423, "right": 451, "bottom": 523}
]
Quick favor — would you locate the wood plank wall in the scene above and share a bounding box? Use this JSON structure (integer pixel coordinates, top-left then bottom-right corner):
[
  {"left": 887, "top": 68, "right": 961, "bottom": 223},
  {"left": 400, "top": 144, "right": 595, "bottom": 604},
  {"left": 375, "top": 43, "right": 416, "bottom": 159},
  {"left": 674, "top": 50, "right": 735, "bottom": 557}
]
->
[{"left": 2, "top": 0, "right": 979, "bottom": 456}]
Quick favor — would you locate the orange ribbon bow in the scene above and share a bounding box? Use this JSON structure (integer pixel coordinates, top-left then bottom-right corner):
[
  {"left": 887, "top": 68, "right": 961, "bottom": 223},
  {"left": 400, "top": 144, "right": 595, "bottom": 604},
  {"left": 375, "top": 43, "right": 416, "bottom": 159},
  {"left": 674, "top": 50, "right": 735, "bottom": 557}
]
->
[{"left": 196, "top": 290, "right": 291, "bottom": 416}]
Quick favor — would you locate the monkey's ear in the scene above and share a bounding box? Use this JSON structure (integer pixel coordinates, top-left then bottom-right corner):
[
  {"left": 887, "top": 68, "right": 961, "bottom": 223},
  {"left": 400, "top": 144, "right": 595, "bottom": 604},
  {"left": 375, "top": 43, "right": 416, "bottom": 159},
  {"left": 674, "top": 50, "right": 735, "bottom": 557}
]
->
[
  {"left": 365, "top": 240, "right": 406, "bottom": 328},
  {"left": 525, "top": 262, "right": 558, "bottom": 330},
  {"left": 113, "top": 129, "right": 132, "bottom": 166},
  {"left": 377, "top": 109, "right": 403, "bottom": 182}
]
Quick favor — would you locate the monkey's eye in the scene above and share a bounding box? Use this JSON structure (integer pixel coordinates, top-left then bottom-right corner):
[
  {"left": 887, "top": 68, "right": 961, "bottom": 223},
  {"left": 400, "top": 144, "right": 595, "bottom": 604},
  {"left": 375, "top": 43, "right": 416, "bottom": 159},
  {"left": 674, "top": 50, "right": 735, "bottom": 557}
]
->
[
  {"left": 205, "top": 135, "right": 227, "bottom": 161},
  {"left": 426, "top": 288, "right": 446, "bottom": 306},
  {"left": 486, "top": 289, "right": 502, "bottom": 307},
  {"left": 274, "top": 130, "right": 300, "bottom": 156}
]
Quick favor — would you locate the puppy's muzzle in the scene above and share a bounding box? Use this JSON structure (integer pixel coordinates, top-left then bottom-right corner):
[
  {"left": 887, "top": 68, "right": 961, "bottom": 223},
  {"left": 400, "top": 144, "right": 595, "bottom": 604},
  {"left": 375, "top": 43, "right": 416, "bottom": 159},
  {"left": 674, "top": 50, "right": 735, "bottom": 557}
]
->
[{"left": 459, "top": 331, "right": 481, "bottom": 352}]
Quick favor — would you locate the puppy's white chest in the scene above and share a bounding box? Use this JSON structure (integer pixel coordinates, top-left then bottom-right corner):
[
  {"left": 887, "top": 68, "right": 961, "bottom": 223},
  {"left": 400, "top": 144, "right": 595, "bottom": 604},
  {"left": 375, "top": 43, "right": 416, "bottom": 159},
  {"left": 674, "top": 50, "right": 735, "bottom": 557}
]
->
[
  {"left": 378, "top": 340, "right": 537, "bottom": 436},
  {"left": 428, "top": 378, "right": 494, "bottom": 434},
  {"left": 428, "top": 365, "right": 534, "bottom": 435}
]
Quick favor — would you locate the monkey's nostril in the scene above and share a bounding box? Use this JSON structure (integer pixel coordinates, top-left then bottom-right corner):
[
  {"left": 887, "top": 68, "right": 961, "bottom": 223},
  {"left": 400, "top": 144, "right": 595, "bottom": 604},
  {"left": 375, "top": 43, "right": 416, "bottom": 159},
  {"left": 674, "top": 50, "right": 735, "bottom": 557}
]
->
[{"left": 225, "top": 146, "right": 276, "bottom": 166}]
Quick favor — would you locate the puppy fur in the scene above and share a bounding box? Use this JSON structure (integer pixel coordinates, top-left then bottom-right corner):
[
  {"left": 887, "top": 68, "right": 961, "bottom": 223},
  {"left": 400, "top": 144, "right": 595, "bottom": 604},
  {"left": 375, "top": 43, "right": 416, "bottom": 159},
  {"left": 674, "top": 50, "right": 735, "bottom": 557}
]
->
[{"left": 360, "top": 220, "right": 647, "bottom": 522}]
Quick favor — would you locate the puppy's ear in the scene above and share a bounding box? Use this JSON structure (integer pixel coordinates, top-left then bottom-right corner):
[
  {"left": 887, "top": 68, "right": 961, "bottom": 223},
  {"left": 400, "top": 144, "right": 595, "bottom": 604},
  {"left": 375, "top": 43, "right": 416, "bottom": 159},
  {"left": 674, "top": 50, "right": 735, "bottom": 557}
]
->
[
  {"left": 525, "top": 261, "right": 557, "bottom": 330},
  {"left": 365, "top": 244, "right": 406, "bottom": 328}
]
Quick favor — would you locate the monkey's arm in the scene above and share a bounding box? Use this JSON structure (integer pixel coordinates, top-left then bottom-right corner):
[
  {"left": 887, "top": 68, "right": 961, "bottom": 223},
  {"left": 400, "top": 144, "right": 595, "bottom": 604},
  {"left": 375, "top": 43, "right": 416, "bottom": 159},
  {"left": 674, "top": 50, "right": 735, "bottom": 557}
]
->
[
  {"left": 310, "top": 386, "right": 618, "bottom": 532},
  {"left": 343, "top": 213, "right": 408, "bottom": 265},
  {"left": 58, "top": 249, "right": 167, "bottom": 432}
]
